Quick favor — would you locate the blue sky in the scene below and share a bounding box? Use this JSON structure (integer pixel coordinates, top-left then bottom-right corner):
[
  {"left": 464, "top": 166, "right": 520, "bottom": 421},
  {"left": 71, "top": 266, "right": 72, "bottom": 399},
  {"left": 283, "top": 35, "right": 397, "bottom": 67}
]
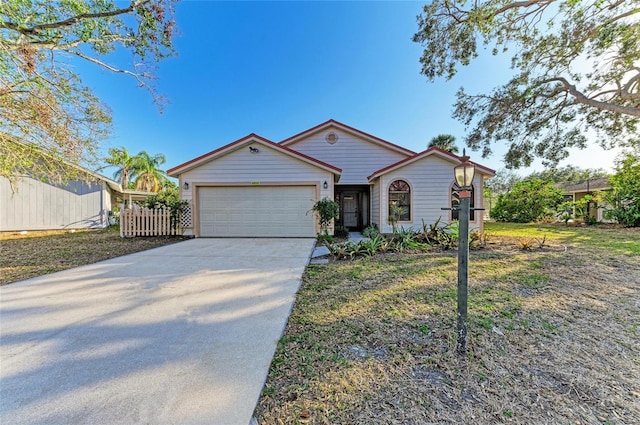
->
[{"left": 86, "top": 0, "right": 621, "bottom": 179}]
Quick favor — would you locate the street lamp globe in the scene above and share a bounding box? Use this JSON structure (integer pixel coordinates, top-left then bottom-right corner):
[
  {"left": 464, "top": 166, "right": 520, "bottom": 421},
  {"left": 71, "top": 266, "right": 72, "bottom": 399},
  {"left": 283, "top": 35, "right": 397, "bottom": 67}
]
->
[{"left": 454, "top": 149, "right": 476, "bottom": 188}]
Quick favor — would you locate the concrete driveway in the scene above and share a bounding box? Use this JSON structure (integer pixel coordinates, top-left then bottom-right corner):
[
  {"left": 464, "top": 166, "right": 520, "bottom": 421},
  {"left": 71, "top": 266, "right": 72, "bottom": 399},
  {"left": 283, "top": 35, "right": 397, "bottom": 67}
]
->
[{"left": 0, "top": 238, "right": 315, "bottom": 425}]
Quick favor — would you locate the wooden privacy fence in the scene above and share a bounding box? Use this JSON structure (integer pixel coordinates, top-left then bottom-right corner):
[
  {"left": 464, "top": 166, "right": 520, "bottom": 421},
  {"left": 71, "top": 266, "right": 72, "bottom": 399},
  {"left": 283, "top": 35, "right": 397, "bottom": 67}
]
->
[{"left": 120, "top": 207, "right": 179, "bottom": 237}]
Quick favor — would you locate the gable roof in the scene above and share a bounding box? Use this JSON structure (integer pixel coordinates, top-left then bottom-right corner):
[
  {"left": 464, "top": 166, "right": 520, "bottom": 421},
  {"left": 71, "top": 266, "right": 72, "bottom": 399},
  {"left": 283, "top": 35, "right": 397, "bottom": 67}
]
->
[
  {"left": 557, "top": 177, "right": 611, "bottom": 193},
  {"left": 167, "top": 133, "right": 342, "bottom": 176},
  {"left": 1, "top": 134, "right": 136, "bottom": 194},
  {"left": 279, "top": 119, "right": 416, "bottom": 157},
  {"left": 367, "top": 147, "right": 496, "bottom": 181}
]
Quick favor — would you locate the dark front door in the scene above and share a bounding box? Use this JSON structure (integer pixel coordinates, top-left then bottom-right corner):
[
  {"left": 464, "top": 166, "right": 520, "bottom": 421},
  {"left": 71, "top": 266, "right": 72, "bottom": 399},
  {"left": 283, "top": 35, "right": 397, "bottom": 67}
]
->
[{"left": 342, "top": 193, "right": 358, "bottom": 229}]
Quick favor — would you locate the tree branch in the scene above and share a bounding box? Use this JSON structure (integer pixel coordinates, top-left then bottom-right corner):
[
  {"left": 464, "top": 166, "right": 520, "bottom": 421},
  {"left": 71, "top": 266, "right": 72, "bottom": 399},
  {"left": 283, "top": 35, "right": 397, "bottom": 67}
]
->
[
  {"left": 1, "top": 36, "right": 137, "bottom": 51},
  {"left": 493, "top": 0, "right": 556, "bottom": 16},
  {"left": 0, "top": 0, "right": 150, "bottom": 35},
  {"left": 68, "top": 50, "right": 145, "bottom": 85},
  {"left": 543, "top": 77, "right": 640, "bottom": 117}
]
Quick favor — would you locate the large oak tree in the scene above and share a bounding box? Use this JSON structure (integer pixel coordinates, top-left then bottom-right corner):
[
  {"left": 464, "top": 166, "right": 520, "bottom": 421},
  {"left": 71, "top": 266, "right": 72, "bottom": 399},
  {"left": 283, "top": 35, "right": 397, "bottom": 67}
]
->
[
  {"left": 0, "top": 0, "right": 178, "bottom": 183},
  {"left": 413, "top": 0, "right": 640, "bottom": 168}
]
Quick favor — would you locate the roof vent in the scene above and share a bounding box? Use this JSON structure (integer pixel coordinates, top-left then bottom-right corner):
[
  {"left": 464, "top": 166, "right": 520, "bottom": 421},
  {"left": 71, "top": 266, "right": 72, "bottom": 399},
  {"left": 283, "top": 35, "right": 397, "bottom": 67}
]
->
[{"left": 325, "top": 132, "right": 339, "bottom": 144}]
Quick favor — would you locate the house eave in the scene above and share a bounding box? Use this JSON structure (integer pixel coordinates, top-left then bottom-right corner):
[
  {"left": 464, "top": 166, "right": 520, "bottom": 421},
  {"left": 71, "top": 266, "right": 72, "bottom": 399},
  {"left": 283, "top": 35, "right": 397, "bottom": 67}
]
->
[
  {"left": 167, "top": 134, "right": 342, "bottom": 177},
  {"left": 279, "top": 119, "right": 416, "bottom": 157},
  {"left": 367, "top": 147, "right": 496, "bottom": 181}
]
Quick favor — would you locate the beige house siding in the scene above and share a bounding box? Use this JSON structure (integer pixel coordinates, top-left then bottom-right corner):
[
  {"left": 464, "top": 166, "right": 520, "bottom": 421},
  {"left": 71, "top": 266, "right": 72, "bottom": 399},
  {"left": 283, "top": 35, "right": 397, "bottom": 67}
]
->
[
  {"left": 572, "top": 191, "right": 612, "bottom": 222},
  {"left": 176, "top": 143, "right": 334, "bottom": 236},
  {"left": 0, "top": 176, "right": 110, "bottom": 231},
  {"left": 281, "top": 128, "right": 410, "bottom": 185},
  {"left": 375, "top": 156, "right": 486, "bottom": 234},
  {"left": 370, "top": 181, "right": 380, "bottom": 229}
]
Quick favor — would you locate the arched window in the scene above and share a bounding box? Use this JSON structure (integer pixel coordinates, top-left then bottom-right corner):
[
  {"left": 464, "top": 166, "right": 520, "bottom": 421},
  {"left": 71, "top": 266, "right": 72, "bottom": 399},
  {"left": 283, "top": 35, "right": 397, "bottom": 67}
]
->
[
  {"left": 451, "top": 184, "right": 475, "bottom": 221},
  {"left": 389, "top": 179, "right": 411, "bottom": 222}
]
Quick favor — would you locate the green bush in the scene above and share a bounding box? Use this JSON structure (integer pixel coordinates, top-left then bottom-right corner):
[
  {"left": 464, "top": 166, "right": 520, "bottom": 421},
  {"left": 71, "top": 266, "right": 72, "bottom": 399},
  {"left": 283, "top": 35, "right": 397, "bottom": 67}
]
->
[
  {"left": 333, "top": 225, "right": 349, "bottom": 239},
  {"left": 491, "top": 179, "right": 564, "bottom": 223},
  {"left": 362, "top": 225, "right": 380, "bottom": 238},
  {"left": 419, "top": 218, "right": 457, "bottom": 249},
  {"left": 604, "top": 152, "right": 640, "bottom": 227},
  {"left": 143, "top": 188, "right": 188, "bottom": 230},
  {"left": 317, "top": 233, "right": 334, "bottom": 244},
  {"left": 310, "top": 198, "right": 340, "bottom": 234},
  {"left": 326, "top": 219, "right": 474, "bottom": 261}
]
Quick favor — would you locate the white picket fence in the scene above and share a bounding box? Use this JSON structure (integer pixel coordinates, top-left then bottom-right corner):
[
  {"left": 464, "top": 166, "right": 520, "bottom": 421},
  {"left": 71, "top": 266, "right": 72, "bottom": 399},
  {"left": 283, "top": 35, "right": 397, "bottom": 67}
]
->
[{"left": 120, "top": 207, "right": 179, "bottom": 237}]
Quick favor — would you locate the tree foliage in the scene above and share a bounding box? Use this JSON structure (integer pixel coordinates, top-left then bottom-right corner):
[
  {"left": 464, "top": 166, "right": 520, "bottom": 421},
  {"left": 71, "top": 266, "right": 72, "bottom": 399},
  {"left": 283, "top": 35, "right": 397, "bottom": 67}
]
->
[
  {"left": 527, "top": 165, "right": 610, "bottom": 185},
  {"left": 491, "top": 179, "right": 564, "bottom": 222},
  {"left": 0, "top": 0, "right": 178, "bottom": 182},
  {"left": 484, "top": 168, "right": 524, "bottom": 195},
  {"left": 414, "top": 0, "right": 640, "bottom": 168},
  {"left": 428, "top": 133, "right": 459, "bottom": 153},
  {"left": 133, "top": 150, "right": 166, "bottom": 192},
  {"left": 104, "top": 146, "right": 137, "bottom": 188},
  {"left": 604, "top": 150, "right": 640, "bottom": 226},
  {"left": 104, "top": 146, "right": 167, "bottom": 191}
]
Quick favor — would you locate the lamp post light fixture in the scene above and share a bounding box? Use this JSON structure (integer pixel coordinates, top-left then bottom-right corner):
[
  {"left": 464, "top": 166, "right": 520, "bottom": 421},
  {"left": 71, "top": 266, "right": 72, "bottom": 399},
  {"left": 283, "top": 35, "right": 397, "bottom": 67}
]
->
[{"left": 453, "top": 149, "right": 476, "bottom": 355}]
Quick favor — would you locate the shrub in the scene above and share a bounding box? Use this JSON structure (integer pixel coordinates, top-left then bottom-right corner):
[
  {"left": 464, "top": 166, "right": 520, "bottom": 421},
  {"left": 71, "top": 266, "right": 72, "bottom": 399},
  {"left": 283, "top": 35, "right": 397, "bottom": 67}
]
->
[
  {"left": 143, "top": 188, "right": 188, "bottom": 231},
  {"left": 310, "top": 198, "right": 340, "bottom": 234},
  {"left": 327, "top": 219, "right": 477, "bottom": 261},
  {"left": 334, "top": 225, "right": 349, "bottom": 239},
  {"left": 317, "top": 233, "right": 334, "bottom": 245},
  {"left": 362, "top": 224, "right": 380, "bottom": 238},
  {"left": 389, "top": 227, "right": 427, "bottom": 252},
  {"left": 491, "top": 179, "right": 564, "bottom": 223},
  {"left": 604, "top": 152, "right": 640, "bottom": 227},
  {"left": 360, "top": 235, "right": 389, "bottom": 256},
  {"left": 388, "top": 203, "right": 405, "bottom": 233}
]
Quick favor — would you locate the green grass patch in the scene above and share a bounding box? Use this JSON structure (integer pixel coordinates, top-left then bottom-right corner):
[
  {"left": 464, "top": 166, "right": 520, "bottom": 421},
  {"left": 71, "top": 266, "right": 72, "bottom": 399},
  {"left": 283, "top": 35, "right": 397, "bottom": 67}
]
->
[
  {"left": 485, "top": 222, "right": 640, "bottom": 255},
  {"left": 256, "top": 226, "right": 640, "bottom": 424}
]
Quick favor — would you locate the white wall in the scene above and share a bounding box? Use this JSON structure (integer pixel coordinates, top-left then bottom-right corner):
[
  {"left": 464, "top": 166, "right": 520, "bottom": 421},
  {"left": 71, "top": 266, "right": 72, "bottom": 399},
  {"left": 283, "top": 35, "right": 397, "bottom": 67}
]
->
[
  {"left": 283, "top": 128, "right": 410, "bottom": 185},
  {"left": 0, "top": 176, "right": 109, "bottom": 231},
  {"left": 376, "top": 155, "right": 485, "bottom": 234},
  {"left": 177, "top": 142, "right": 335, "bottom": 236}
]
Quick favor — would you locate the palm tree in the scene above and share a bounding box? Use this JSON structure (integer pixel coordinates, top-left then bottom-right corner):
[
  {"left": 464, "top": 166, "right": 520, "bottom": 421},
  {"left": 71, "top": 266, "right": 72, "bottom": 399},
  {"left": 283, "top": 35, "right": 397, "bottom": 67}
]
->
[
  {"left": 133, "top": 151, "right": 167, "bottom": 192},
  {"left": 105, "top": 146, "right": 138, "bottom": 188},
  {"left": 428, "top": 134, "right": 459, "bottom": 153}
]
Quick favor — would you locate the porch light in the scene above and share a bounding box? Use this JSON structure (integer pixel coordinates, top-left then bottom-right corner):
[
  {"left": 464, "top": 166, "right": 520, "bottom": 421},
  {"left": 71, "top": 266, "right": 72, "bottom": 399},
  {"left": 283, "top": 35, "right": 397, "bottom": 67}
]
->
[
  {"left": 454, "top": 149, "right": 475, "bottom": 188},
  {"left": 183, "top": 182, "right": 189, "bottom": 190},
  {"left": 323, "top": 180, "right": 328, "bottom": 189}
]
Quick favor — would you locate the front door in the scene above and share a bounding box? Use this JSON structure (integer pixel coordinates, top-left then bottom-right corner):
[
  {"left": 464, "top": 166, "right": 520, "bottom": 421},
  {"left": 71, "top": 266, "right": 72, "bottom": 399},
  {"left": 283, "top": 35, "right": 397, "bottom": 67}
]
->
[{"left": 342, "top": 193, "right": 358, "bottom": 229}]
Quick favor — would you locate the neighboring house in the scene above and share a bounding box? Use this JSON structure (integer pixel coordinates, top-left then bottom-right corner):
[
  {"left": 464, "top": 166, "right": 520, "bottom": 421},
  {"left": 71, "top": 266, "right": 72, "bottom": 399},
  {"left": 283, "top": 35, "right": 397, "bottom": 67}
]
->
[
  {"left": 167, "top": 119, "right": 495, "bottom": 237},
  {"left": 558, "top": 177, "right": 612, "bottom": 222},
  {"left": 1, "top": 164, "right": 152, "bottom": 232}
]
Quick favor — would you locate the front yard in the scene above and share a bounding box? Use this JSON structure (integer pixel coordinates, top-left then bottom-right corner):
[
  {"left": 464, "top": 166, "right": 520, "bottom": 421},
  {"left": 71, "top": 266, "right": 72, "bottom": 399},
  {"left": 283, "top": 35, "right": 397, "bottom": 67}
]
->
[
  {"left": 254, "top": 223, "right": 640, "bottom": 424},
  {"left": 0, "top": 227, "right": 189, "bottom": 286}
]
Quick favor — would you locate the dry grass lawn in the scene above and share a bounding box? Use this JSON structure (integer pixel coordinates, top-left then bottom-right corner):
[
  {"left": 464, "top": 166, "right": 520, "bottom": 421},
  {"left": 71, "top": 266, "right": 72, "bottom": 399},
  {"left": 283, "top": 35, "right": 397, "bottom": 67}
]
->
[
  {"left": 254, "top": 223, "right": 640, "bottom": 424},
  {"left": 0, "top": 227, "right": 189, "bottom": 285}
]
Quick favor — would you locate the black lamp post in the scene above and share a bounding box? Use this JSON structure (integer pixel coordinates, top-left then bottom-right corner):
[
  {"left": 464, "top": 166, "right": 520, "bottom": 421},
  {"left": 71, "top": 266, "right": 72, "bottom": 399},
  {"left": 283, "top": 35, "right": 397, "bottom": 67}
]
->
[{"left": 453, "top": 149, "right": 476, "bottom": 354}]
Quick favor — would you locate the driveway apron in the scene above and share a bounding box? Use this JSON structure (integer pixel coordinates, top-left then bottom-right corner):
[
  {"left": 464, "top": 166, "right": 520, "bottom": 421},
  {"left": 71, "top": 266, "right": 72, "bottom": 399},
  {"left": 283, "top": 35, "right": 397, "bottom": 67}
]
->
[{"left": 0, "top": 238, "right": 315, "bottom": 425}]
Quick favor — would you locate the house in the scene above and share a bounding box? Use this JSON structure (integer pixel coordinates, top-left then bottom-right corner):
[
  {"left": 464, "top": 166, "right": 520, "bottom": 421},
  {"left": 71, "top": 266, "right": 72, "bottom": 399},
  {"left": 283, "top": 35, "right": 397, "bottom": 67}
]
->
[
  {"left": 167, "top": 120, "right": 495, "bottom": 237},
  {"left": 0, "top": 163, "right": 152, "bottom": 232},
  {"left": 559, "top": 177, "right": 612, "bottom": 222}
]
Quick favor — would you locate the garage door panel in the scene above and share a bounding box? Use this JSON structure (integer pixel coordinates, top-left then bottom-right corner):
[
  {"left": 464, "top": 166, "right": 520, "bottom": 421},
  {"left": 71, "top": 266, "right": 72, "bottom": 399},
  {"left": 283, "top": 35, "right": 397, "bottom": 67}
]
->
[{"left": 198, "top": 186, "right": 316, "bottom": 237}]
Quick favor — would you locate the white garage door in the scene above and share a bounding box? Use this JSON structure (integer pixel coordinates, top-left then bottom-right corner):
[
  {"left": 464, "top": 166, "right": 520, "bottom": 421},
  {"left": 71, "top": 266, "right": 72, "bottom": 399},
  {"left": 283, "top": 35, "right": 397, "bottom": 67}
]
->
[{"left": 198, "top": 186, "right": 316, "bottom": 237}]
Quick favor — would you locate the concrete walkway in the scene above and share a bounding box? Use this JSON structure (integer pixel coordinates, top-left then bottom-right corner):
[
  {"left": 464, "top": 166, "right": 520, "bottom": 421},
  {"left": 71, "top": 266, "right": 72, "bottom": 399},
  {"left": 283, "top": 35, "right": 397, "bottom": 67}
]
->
[{"left": 0, "top": 238, "right": 315, "bottom": 425}]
